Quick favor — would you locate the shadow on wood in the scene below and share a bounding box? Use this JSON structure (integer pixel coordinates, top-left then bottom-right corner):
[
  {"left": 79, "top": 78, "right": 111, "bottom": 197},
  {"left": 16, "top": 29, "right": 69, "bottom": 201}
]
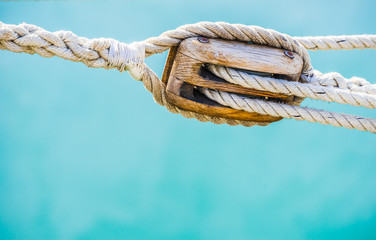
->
[{"left": 161, "top": 38, "right": 303, "bottom": 122}]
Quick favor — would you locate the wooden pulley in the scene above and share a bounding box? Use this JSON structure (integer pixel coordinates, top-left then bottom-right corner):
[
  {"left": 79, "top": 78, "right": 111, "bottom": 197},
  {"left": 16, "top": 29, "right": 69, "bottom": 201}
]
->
[{"left": 161, "top": 37, "right": 303, "bottom": 122}]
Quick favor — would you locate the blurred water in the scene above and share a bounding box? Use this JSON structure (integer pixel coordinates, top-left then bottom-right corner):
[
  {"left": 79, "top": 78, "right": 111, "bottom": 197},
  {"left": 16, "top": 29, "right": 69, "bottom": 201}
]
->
[{"left": 0, "top": 1, "right": 375, "bottom": 239}]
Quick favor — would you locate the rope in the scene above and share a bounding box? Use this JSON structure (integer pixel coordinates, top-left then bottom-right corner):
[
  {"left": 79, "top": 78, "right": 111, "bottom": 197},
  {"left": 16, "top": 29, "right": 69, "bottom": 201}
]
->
[
  {"left": 293, "top": 35, "right": 376, "bottom": 50},
  {"left": 0, "top": 21, "right": 375, "bottom": 132},
  {"left": 207, "top": 65, "right": 376, "bottom": 109},
  {"left": 200, "top": 88, "right": 376, "bottom": 133}
]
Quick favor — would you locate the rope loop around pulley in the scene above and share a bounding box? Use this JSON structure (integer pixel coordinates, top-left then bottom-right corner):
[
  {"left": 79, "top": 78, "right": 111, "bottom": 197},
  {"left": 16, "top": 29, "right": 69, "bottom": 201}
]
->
[{"left": 1, "top": 21, "right": 375, "bottom": 132}]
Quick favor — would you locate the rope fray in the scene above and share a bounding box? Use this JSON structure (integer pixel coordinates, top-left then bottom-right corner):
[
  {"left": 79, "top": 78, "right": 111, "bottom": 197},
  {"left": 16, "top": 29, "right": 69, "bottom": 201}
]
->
[{"left": 108, "top": 40, "right": 145, "bottom": 80}]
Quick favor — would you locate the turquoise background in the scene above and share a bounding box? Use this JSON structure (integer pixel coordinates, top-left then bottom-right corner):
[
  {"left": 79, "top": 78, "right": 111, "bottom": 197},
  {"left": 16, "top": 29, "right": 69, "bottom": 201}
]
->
[{"left": 0, "top": 0, "right": 376, "bottom": 239}]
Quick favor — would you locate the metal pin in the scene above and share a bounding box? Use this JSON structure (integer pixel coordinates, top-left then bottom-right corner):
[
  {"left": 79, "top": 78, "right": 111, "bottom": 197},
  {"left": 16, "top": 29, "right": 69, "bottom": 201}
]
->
[
  {"left": 198, "top": 37, "right": 209, "bottom": 43},
  {"left": 284, "top": 51, "right": 294, "bottom": 59}
]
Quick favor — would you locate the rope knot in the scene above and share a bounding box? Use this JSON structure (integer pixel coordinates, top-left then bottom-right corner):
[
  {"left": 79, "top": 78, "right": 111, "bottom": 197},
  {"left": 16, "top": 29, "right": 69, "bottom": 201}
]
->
[{"left": 108, "top": 40, "right": 145, "bottom": 80}]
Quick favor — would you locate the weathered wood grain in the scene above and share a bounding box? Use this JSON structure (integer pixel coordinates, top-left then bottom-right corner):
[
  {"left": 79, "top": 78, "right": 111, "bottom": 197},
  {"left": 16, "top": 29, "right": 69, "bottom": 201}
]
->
[{"left": 161, "top": 37, "right": 304, "bottom": 122}]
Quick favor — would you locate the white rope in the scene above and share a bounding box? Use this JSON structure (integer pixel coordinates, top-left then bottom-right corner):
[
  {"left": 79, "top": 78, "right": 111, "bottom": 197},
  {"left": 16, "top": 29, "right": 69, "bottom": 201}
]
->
[
  {"left": 108, "top": 40, "right": 145, "bottom": 80},
  {"left": 108, "top": 40, "right": 144, "bottom": 71},
  {"left": 305, "top": 70, "right": 376, "bottom": 95},
  {"left": 294, "top": 35, "right": 376, "bottom": 50},
  {"left": 200, "top": 88, "right": 376, "bottom": 133},
  {"left": 207, "top": 65, "right": 376, "bottom": 109},
  {"left": 1, "top": 21, "right": 375, "bottom": 131},
  {"left": 0, "top": 21, "right": 314, "bottom": 73}
]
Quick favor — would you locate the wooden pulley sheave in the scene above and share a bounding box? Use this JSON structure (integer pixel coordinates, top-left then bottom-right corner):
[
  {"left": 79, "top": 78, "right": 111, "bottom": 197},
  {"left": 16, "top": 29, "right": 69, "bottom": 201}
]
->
[{"left": 161, "top": 37, "right": 303, "bottom": 123}]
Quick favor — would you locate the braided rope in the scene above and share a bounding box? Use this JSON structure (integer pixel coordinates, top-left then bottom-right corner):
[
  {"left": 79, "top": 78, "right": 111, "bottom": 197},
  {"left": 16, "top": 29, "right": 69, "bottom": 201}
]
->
[
  {"left": 1, "top": 21, "right": 375, "bottom": 131},
  {"left": 208, "top": 65, "right": 376, "bottom": 109}
]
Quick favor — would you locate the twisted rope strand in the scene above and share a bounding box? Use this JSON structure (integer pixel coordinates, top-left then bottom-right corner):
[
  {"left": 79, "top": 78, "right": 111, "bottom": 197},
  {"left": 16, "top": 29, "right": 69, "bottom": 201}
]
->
[
  {"left": 1, "top": 21, "right": 375, "bottom": 131},
  {"left": 294, "top": 35, "right": 376, "bottom": 50},
  {"left": 0, "top": 21, "right": 313, "bottom": 127},
  {"left": 0, "top": 21, "right": 313, "bottom": 73},
  {"left": 200, "top": 88, "right": 376, "bottom": 133},
  {"left": 208, "top": 65, "right": 376, "bottom": 109},
  {"left": 305, "top": 70, "right": 376, "bottom": 95},
  {"left": 111, "top": 63, "right": 266, "bottom": 127}
]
